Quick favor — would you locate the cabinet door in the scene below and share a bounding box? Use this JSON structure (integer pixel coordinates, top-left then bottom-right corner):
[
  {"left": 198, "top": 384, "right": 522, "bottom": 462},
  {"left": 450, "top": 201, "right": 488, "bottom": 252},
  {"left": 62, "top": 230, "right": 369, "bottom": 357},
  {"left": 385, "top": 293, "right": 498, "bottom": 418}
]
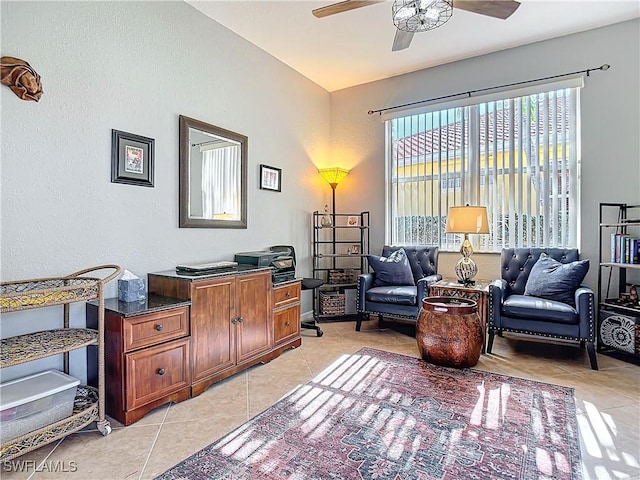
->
[
  {"left": 236, "top": 271, "right": 272, "bottom": 364},
  {"left": 191, "top": 278, "right": 236, "bottom": 382}
]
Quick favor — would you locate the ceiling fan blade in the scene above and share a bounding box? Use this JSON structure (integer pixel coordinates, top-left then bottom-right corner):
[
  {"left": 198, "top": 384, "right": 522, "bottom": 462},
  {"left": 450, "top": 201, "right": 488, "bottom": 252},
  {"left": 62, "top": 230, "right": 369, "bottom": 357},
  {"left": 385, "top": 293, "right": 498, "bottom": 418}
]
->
[
  {"left": 312, "top": 0, "right": 383, "bottom": 18},
  {"left": 453, "top": 0, "right": 520, "bottom": 20},
  {"left": 392, "top": 30, "right": 414, "bottom": 51}
]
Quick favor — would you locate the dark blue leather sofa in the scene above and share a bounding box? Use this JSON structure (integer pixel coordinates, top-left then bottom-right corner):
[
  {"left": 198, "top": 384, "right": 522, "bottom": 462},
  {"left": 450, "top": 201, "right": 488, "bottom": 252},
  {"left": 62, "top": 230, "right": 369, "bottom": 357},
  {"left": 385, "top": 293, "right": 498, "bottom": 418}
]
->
[
  {"left": 356, "top": 245, "right": 441, "bottom": 331},
  {"left": 487, "top": 248, "right": 597, "bottom": 369}
]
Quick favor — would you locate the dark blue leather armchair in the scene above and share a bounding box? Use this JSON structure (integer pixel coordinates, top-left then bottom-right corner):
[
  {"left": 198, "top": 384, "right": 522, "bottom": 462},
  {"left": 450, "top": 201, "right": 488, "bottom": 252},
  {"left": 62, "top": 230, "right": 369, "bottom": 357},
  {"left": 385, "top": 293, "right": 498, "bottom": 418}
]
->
[
  {"left": 356, "top": 245, "right": 441, "bottom": 331},
  {"left": 487, "top": 248, "right": 597, "bottom": 369}
]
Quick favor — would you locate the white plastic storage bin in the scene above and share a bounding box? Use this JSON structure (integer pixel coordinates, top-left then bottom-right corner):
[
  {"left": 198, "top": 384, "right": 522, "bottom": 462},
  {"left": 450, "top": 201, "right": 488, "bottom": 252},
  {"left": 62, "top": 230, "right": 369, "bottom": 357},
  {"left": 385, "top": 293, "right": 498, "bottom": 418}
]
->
[{"left": 0, "top": 370, "right": 80, "bottom": 443}]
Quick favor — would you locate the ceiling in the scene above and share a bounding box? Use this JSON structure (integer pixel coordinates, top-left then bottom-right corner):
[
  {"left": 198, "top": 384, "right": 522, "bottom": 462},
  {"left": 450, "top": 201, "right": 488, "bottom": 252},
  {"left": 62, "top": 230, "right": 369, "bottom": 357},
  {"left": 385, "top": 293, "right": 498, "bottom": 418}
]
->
[{"left": 186, "top": 1, "right": 640, "bottom": 92}]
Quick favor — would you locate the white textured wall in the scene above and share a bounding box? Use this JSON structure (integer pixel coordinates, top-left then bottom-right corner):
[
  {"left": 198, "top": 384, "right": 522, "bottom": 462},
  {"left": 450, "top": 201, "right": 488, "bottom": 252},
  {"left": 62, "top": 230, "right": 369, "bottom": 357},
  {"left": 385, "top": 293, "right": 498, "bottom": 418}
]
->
[
  {"left": 0, "top": 1, "right": 330, "bottom": 381},
  {"left": 331, "top": 19, "right": 640, "bottom": 287},
  {"left": 1, "top": 3, "right": 638, "bottom": 382}
]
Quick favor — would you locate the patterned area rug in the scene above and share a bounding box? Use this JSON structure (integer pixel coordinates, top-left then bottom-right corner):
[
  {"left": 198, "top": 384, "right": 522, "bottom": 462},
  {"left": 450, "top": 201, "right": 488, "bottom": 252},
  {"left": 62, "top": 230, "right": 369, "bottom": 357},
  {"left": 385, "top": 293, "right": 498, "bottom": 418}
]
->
[{"left": 156, "top": 347, "right": 582, "bottom": 479}]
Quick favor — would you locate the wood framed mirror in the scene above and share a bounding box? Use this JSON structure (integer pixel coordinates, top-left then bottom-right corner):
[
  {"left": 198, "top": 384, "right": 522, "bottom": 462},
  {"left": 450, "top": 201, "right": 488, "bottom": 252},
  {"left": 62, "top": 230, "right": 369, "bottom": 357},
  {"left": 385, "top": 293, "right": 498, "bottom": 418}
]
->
[{"left": 179, "top": 115, "right": 247, "bottom": 228}]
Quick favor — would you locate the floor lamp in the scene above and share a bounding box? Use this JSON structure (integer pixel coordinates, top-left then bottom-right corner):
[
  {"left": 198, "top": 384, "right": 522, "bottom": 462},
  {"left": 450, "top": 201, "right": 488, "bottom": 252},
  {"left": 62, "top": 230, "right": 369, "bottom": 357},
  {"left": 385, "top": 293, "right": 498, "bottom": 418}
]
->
[
  {"left": 445, "top": 205, "right": 489, "bottom": 285},
  {"left": 318, "top": 167, "right": 350, "bottom": 218},
  {"left": 318, "top": 167, "right": 350, "bottom": 268}
]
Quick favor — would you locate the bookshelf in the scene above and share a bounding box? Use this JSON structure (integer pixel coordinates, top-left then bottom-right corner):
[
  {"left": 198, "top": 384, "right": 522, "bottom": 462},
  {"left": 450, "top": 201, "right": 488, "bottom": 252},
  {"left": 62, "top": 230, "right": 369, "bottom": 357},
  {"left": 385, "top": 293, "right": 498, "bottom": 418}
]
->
[
  {"left": 312, "top": 211, "right": 370, "bottom": 320},
  {"left": 597, "top": 202, "right": 640, "bottom": 361}
]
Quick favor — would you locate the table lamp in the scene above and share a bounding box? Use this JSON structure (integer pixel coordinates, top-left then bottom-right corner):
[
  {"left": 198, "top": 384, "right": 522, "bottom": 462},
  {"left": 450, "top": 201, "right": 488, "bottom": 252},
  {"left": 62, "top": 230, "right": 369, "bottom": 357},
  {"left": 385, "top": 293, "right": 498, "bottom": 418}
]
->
[{"left": 445, "top": 205, "right": 489, "bottom": 285}]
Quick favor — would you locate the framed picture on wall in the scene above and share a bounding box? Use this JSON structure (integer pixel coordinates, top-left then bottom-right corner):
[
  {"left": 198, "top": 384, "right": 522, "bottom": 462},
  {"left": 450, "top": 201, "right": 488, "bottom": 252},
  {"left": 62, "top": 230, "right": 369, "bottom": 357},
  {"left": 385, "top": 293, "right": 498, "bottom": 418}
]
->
[
  {"left": 259, "top": 164, "right": 282, "bottom": 192},
  {"left": 111, "top": 129, "right": 154, "bottom": 187}
]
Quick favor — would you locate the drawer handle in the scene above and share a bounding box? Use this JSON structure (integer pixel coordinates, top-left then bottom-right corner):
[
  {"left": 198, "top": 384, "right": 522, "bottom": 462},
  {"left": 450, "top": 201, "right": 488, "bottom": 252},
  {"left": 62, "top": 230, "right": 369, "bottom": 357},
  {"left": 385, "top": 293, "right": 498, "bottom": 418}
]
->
[
  {"left": 155, "top": 324, "right": 163, "bottom": 332},
  {"left": 157, "top": 368, "right": 165, "bottom": 376},
  {"left": 285, "top": 292, "right": 291, "bottom": 298},
  {"left": 237, "top": 317, "right": 244, "bottom": 323},
  {"left": 285, "top": 321, "right": 290, "bottom": 327}
]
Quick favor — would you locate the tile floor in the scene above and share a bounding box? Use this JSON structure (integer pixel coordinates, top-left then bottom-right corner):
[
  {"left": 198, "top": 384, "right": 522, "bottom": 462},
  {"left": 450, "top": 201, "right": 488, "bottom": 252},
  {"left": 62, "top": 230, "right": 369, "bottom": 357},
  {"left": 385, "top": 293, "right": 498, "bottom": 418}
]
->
[{"left": 2, "top": 320, "right": 639, "bottom": 480}]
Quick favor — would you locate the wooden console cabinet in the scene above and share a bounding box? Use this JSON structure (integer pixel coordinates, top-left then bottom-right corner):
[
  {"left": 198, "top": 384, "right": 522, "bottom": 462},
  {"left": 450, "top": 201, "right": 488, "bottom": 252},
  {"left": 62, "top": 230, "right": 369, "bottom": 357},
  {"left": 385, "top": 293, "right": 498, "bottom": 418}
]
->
[
  {"left": 148, "top": 267, "right": 301, "bottom": 397},
  {"left": 87, "top": 296, "right": 192, "bottom": 426},
  {"left": 90, "top": 268, "right": 302, "bottom": 425}
]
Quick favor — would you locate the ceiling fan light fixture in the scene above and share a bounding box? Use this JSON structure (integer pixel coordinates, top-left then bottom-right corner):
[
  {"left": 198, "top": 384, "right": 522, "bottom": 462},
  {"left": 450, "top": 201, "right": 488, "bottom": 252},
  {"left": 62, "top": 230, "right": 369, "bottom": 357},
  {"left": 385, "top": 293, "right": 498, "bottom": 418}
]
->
[
  {"left": 392, "top": 0, "right": 453, "bottom": 33},
  {"left": 423, "top": 6, "right": 442, "bottom": 21},
  {"left": 395, "top": 5, "right": 417, "bottom": 20}
]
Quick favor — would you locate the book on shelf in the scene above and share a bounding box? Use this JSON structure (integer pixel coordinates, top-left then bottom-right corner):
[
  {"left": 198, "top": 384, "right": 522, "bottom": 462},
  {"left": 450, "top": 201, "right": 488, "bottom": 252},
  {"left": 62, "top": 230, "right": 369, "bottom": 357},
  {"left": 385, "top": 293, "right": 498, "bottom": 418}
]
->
[
  {"left": 624, "top": 235, "right": 630, "bottom": 263},
  {"left": 610, "top": 233, "right": 640, "bottom": 264}
]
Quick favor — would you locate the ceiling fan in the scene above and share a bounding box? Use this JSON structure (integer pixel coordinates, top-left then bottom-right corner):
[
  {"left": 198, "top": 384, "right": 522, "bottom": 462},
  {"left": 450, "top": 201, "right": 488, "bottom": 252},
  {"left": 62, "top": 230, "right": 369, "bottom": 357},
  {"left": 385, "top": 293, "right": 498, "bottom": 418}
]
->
[{"left": 312, "top": 0, "right": 521, "bottom": 51}]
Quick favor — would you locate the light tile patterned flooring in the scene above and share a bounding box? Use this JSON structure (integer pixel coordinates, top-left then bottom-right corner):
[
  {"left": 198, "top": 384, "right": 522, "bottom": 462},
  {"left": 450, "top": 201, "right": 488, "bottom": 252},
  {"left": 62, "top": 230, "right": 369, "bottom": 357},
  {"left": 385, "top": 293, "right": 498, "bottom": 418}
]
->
[{"left": 2, "top": 320, "right": 639, "bottom": 479}]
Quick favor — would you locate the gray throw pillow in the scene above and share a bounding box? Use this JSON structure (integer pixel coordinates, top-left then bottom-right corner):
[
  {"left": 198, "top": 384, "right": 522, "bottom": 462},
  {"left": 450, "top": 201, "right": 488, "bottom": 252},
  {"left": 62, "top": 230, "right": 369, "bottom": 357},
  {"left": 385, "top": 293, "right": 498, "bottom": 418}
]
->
[
  {"left": 524, "top": 253, "right": 589, "bottom": 306},
  {"left": 368, "top": 248, "right": 415, "bottom": 287}
]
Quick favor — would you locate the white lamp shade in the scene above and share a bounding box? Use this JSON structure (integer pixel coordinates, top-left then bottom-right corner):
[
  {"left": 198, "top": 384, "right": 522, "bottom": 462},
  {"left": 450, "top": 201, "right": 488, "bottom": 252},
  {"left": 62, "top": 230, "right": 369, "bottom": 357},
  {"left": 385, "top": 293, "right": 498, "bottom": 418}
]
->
[{"left": 445, "top": 206, "right": 489, "bottom": 234}]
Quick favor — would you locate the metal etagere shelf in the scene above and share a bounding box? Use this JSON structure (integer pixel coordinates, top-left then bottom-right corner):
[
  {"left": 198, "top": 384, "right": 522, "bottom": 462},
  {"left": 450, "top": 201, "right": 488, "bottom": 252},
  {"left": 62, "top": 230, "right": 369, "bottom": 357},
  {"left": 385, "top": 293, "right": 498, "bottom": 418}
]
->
[
  {"left": 312, "top": 211, "right": 369, "bottom": 320},
  {"left": 597, "top": 202, "right": 640, "bottom": 363}
]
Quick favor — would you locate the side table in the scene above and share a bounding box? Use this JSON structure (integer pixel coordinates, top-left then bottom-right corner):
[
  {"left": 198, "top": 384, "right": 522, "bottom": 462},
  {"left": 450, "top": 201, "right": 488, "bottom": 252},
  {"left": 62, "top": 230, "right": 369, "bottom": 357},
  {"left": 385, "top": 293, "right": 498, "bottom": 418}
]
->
[{"left": 429, "top": 279, "right": 491, "bottom": 353}]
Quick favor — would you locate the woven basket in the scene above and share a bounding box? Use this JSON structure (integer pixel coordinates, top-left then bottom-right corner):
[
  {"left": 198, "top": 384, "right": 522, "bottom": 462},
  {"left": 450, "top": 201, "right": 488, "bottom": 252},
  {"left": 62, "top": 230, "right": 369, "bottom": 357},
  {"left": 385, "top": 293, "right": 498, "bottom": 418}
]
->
[{"left": 320, "top": 292, "right": 346, "bottom": 315}]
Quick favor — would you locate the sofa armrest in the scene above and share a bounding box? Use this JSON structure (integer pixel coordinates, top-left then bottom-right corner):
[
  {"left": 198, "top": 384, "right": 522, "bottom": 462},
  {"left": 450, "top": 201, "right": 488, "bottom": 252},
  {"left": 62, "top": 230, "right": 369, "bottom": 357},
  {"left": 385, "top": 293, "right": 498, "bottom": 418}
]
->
[
  {"left": 488, "top": 279, "right": 507, "bottom": 329},
  {"left": 423, "top": 274, "right": 442, "bottom": 288},
  {"left": 357, "top": 273, "right": 374, "bottom": 312},
  {"left": 416, "top": 274, "right": 442, "bottom": 304},
  {"left": 575, "top": 286, "right": 596, "bottom": 341}
]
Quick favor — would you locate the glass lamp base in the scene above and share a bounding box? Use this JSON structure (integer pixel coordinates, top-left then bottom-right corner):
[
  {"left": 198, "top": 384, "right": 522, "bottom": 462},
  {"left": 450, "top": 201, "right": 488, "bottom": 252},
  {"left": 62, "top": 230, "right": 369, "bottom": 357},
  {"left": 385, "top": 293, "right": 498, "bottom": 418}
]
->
[{"left": 455, "top": 257, "right": 477, "bottom": 285}]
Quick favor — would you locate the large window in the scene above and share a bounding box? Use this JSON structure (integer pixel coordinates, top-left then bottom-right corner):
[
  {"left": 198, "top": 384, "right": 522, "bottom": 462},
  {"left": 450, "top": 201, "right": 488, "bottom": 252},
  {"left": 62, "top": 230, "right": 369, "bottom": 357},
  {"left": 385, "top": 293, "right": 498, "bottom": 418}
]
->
[{"left": 386, "top": 83, "right": 581, "bottom": 251}]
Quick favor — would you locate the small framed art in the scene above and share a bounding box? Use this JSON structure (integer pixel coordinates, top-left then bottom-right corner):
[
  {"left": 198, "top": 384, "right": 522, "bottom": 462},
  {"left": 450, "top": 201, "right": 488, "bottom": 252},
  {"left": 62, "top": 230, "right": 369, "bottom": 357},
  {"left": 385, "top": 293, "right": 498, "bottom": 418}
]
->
[
  {"left": 347, "top": 215, "right": 360, "bottom": 226},
  {"left": 111, "top": 129, "right": 154, "bottom": 187},
  {"left": 260, "top": 164, "right": 281, "bottom": 192}
]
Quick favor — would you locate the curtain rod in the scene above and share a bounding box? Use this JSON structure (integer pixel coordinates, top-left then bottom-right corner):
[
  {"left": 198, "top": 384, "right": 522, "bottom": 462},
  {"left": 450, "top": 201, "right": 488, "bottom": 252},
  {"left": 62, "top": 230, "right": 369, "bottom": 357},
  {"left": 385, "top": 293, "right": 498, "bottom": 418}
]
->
[{"left": 367, "top": 63, "right": 610, "bottom": 116}]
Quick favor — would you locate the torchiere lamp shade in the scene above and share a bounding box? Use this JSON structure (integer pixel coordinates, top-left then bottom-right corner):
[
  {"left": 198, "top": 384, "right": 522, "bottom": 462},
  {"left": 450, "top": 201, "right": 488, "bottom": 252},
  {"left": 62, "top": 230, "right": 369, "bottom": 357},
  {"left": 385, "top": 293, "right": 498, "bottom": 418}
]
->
[{"left": 318, "top": 167, "right": 349, "bottom": 188}]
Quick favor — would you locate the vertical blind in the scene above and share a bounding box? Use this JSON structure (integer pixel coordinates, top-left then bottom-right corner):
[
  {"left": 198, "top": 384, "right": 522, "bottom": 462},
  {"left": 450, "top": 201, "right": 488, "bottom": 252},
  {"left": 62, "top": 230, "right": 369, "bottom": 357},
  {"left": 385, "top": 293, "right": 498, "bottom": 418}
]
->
[{"left": 386, "top": 83, "right": 581, "bottom": 251}]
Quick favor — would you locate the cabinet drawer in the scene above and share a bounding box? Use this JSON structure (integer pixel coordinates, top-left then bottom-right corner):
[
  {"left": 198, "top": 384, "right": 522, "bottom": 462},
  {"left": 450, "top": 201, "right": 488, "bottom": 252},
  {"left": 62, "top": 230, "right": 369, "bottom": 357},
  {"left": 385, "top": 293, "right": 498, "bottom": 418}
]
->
[
  {"left": 273, "top": 283, "right": 300, "bottom": 308},
  {"left": 274, "top": 305, "right": 301, "bottom": 345},
  {"left": 123, "top": 306, "right": 189, "bottom": 352},
  {"left": 125, "top": 338, "right": 191, "bottom": 410}
]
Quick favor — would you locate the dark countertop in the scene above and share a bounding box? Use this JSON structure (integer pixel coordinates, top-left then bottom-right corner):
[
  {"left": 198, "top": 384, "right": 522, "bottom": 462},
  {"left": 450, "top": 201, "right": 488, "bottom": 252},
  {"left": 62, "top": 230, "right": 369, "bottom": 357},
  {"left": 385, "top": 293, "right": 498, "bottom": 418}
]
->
[
  {"left": 88, "top": 294, "right": 191, "bottom": 317},
  {"left": 148, "top": 264, "right": 273, "bottom": 281},
  {"left": 272, "top": 277, "right": 302, "bottom": 287}
]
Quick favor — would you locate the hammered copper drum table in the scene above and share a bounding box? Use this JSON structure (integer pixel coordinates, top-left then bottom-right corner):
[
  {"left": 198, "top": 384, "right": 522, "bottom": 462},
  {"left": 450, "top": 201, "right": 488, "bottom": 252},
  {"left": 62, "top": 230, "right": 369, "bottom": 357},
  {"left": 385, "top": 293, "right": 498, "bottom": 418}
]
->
[{"left": 416, "top": 296, "right": 483, "bottom": 368}]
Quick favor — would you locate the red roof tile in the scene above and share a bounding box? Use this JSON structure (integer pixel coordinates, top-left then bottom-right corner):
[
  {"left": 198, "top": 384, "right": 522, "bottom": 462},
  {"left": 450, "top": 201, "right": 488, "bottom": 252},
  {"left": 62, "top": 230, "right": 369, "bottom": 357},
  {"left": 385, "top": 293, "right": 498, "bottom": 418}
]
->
[{"left": 394, "top": 98, "right": 570, "bottom": 159}]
